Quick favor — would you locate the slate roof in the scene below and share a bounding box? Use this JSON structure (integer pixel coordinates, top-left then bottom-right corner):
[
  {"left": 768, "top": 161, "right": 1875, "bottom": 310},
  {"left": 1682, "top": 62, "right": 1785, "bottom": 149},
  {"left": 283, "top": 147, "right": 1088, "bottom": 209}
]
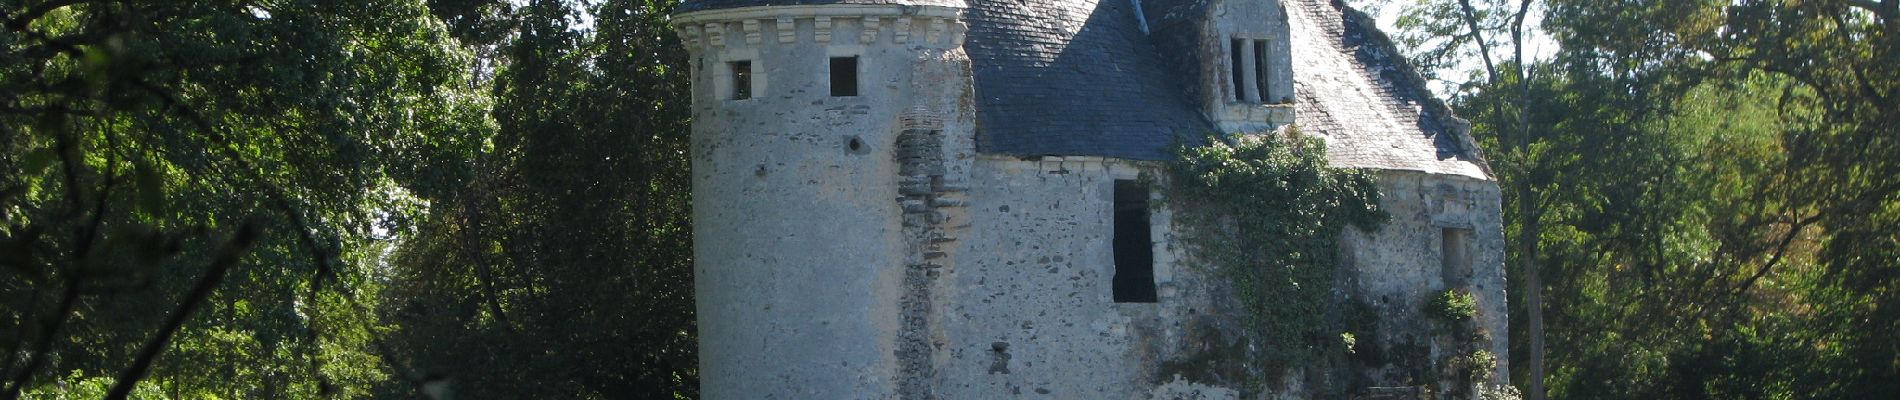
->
[
  {"left": 961, "top": 0, "right": 1217, "bottom": 160},
  {"left": 1284, "top": 0, "right": 1490, "bottom": 178},
  {"left": 673, "top": 0, "right": 1490, "bottom": 177}
]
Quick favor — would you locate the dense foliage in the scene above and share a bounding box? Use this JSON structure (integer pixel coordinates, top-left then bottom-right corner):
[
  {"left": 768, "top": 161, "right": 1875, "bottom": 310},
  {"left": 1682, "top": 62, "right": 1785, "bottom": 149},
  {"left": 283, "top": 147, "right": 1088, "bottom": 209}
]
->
[
  {"left": 374, "top": 0, "right": 697, "bottom": 397},
  {"left": 0, "top": 0, "right": 692, "bottom": 398},
  {"left": 1168, "top": 130, "right": 1387, "bottom": 382},
  {"left": 1381, "top": 0, "right": 1900, "bottom": 398},
  {"left": 0, "top": 0, "right": 488, "bottom": 397}
]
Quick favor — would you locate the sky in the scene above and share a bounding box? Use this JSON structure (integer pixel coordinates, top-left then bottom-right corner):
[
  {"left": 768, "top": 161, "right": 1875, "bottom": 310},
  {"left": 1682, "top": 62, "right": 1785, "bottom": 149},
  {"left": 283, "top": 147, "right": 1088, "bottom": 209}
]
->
[{"left": 1356, "top": 0, "right": 1561, "bottom": 97}]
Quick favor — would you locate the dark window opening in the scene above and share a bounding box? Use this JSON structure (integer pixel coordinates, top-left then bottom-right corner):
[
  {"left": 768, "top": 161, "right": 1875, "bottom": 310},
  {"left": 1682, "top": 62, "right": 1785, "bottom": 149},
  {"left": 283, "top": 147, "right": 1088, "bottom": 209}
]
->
[
  {"left": 1441, "top": 228, "right": 1473, "bottom": 288},
  {"left": 1253, "top": 40, "right": 1272, "bottom": 102},
  {"left": 729, "top": 60, "right": 752, "bottom": 100},
  {"left": 1113, "top": 180, "right": 1157, "bottom": 303},
  {"left": 1230, "top": 38, "right": 1246, "bottom": 102},
  {"left": 830, "top": 56, "right": 859, "bottom": 97}
]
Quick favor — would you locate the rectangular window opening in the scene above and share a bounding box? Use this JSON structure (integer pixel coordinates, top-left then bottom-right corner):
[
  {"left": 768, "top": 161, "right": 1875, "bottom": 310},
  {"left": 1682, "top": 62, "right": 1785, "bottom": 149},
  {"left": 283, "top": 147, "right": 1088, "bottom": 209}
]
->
[
  {"left": 1441, "top": 228, "right": 1474, "bottom": 288},
  {"left": 1230, "top": 38, "right": 1246, "bottom": 102},
  {"left": 729, "top": 60, "right": 752, "bottom": 100},
  {"left": 1253, "top": 40, "right": 1272, "bottom": 103},
  {"left": 1113, "top": 180, "right": 1158, "bottom": 303},
  {"left": 830, "top": 56, "right": 859, "bottom": 97}
]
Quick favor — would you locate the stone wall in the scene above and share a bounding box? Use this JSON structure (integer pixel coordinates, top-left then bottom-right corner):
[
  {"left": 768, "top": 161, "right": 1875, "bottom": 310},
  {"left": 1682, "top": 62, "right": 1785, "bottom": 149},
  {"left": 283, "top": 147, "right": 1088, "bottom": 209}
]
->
[
  {"left": 679, "top": 6, "right": 974, "bottom": 398},
  {"left": 680, "top": 4, "right": 1508, "bottom": 399},
  {"left": 936, "top": 156, "right": 1192, "bottom": 399},
  {"left": 1337, "top": 170, "right": 1511, "bottom": 398},
  {"left": 926, "top": 159, "right": 1508, "bottom": 399}
]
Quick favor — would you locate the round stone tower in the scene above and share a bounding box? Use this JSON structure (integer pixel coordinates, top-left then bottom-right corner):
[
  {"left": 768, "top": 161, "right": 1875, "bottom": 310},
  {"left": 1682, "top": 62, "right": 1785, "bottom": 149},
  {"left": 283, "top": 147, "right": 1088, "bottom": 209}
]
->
[{"left": 671, "top": 1, "right": 973, "bottom": 397}]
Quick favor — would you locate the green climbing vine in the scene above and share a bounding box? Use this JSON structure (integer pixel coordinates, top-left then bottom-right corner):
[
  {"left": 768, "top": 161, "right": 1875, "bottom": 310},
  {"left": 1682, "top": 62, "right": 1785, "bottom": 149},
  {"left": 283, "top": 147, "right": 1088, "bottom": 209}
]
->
[{"left": 1167, "top": 126, "right": 1388, "bottom": 380}]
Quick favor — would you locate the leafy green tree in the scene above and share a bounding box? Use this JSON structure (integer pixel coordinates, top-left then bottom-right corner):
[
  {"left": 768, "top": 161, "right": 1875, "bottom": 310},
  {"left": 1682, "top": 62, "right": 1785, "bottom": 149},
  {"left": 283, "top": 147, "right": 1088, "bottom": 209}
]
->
[
  {"left": 0, "top": 0, "right": 488, "bottom": 397},
  {"left": 1529, "top": 1, "right": 1899, "bottom": 397},
  {"left": 377, "top": 0, "right": 697, "bottom": 397},
  {"left": 1391, "top": 0, "right": 1899, "bottom": 397}
]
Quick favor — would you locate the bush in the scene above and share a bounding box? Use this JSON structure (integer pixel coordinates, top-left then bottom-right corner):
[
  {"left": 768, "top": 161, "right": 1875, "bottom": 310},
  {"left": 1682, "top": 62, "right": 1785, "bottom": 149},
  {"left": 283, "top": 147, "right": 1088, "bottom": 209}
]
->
[{"left": 1426, "top": 289, "right": 1478, "bottom": 321}]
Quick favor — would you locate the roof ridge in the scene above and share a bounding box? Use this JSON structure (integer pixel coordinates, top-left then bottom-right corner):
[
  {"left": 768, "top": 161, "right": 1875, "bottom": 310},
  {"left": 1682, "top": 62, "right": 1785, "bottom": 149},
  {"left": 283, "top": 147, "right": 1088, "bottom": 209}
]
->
[{"left": 1320, "top": 0, "right": 1493, "bottom": 177}]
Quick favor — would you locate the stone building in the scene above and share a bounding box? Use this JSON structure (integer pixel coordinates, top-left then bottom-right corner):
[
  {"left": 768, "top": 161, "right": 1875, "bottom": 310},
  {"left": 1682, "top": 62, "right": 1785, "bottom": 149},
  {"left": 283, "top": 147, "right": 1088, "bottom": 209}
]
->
[{"left": 670, "top": 0, "right": 1510, "bottom": 398}]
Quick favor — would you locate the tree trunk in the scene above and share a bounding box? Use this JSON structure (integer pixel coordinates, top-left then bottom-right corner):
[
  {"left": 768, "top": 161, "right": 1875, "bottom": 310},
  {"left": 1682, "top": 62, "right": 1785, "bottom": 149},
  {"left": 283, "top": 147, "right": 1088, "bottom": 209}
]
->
[
  {"left": 1510, "top": 2, "right": 1544, "bottom": 397},
  {"left": 1453, "top": 0, "right": 1544, "bottom": 396},
  {"left": 1519, "top": 187, "right": 1544, "bottom": 400}
]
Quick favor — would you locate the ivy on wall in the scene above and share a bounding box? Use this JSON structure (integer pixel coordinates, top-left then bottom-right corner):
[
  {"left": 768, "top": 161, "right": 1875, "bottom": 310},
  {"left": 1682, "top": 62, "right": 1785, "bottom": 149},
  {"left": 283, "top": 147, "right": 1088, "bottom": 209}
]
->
[{"left": 1166, "top": 126, "right": 1388, "bottom": 383}]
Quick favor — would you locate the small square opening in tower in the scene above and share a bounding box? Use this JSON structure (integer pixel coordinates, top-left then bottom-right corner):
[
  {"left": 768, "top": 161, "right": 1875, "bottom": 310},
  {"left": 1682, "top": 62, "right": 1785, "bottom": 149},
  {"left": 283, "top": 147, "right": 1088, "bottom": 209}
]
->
[
  {"left": 830, "top": 56, "right": 858, "bottom": 97},
  {"left": 1253, "top": 39, "right": 1272, "bottom": 102},
  {"left": 729, "top": 60, "right": 752, "bottom": 100},
  {"left": 1113, "top": 180, "right": 1158, "bottom": 303}
]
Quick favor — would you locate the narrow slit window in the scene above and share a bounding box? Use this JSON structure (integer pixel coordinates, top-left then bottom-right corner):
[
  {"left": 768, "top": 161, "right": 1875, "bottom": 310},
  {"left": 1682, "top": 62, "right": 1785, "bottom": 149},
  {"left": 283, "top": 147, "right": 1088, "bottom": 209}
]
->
[
  {"left": 1253, "top": 39, "right": 1272, "bottom": 102},
  {"left": 1441, "top": 228, "right": 1473, "bottom": 287},
  {"left": 830, "top": 56, "right": 859, "bottom": 97},
  {"left": 1230, "top": 38, "right": 1246, "bottom": 102},
  {"left": 729, "top": 60, "right": 752, "bottom": 100},
  {"left": 1113, "top": 180, "right": 1157, "bottom": 303}
]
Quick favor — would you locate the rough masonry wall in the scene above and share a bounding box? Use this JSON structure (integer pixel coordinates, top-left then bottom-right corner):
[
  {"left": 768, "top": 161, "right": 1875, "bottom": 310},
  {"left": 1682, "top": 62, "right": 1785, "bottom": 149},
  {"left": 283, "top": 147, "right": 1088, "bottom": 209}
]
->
[
  {"left": 1338, "top": 170, "right": 1510, "bottom": 396},
  {"left": 932, "top": 161, "right": 1507, "bottom": 399},
  {"left": 683, "top": 9, "right": 974, "bottom": 399},
  {"left": 938, "top": 156, "right": 1209, "bottom": 399}
]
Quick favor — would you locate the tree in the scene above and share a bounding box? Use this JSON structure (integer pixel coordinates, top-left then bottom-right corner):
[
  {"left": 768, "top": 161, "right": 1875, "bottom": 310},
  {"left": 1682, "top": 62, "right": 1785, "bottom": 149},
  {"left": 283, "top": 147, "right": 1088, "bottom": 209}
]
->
[
  {"left": 3, "top": 0, "right": 701, "bottom": 397},
  {"left": 0, "top": 0, "right": 488, "bottom": 397},
  {"left": 1385, "top": 0, "right": 1900, "bottom": 397},
  {"left": 376, "top": 0, "right": 698, "bottom": 397},
  {"left": 1382, "top": 0, "right": 1900, "bottom": 397},
  {"left": 1530, "top": 1, "right": 1900, "bottom": 397}
]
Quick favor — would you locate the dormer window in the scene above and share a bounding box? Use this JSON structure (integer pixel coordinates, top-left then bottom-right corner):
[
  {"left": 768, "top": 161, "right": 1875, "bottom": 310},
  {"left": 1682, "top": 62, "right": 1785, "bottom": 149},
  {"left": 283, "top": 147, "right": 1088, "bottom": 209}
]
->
[{"left": 1229, "top": 36, "right": 1275, "bottom": 103}]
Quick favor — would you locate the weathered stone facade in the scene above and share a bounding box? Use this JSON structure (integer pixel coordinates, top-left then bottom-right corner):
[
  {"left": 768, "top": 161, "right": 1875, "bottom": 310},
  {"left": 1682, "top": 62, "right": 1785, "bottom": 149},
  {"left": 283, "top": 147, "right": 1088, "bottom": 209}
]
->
[{"left": 674, "top": 0, "right": 1509, "bottom": 398}]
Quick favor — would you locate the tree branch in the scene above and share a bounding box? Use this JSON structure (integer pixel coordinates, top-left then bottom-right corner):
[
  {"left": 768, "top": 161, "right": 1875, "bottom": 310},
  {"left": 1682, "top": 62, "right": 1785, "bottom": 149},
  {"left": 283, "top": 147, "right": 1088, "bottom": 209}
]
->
[
  {"left": 105, "top": 221, "right": 258, "bottom": 400},
  {"left": 1724, "top": 213, "right": 1820, "bottom": 301},
  {"left": 1456, "top": 0, "right": 1503, "bottom": 85},
  {"left": 0, "top": 109, "right": 117, "bottom": 400},
  {"left": 131, "top": 77, "right": 350, "bottom": 396},
  {"left": 458, "top": 181, "right": 517, "bottom": 333},
  {"left": 0, "top": 277, "right": 81, "bottom": 400},
  {"left": 129, "top": 80, "right": 338, "bottom": 281}
]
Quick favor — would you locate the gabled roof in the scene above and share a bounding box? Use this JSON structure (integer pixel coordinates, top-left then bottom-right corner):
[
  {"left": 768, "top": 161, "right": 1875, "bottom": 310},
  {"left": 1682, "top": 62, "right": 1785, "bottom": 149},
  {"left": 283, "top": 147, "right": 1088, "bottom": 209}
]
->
[{"left": 1284, "top": 0, "right": 1490, "bottom": 178}]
